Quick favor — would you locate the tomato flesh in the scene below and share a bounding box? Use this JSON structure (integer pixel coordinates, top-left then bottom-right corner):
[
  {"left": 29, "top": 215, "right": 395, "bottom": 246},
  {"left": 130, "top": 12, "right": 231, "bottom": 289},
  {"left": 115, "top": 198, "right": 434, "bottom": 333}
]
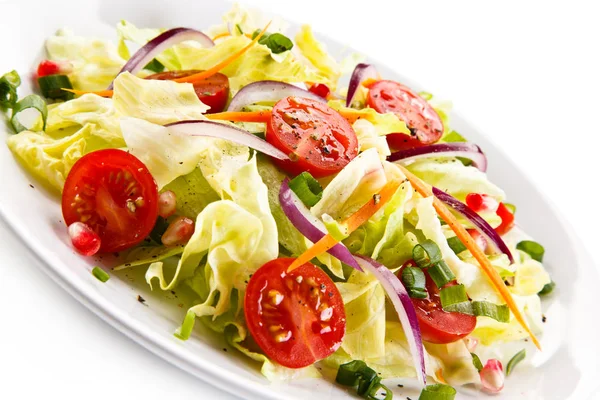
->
[
  {"left": 244, "top": 258, "right": 346, "bottom": 368},
  {"left": 400, "top": 262, "right": 476, "bottom": 344},
  {"left": 37, "top": 60, "right": 61, "bottom": 77},
  {"left": 146, "top": 70, "right": 230, "bottom": 114},
  {"left": 266, "top": 96, "right": 358, "bottom": 178},
  {"left": 495, "top": 203, "right": 515, "bottom": 236},
  {"left": 308, "top": 83, "right": 331, "bottom": 99},
  {"left": 386, "top": 132, "right": 427, "bottom": 152},
  {"left": 62, "top": 149, "right": 159, "bottom": 253},
  {"left": 367, "top": 80, "right": 443, "bottom": 144}
]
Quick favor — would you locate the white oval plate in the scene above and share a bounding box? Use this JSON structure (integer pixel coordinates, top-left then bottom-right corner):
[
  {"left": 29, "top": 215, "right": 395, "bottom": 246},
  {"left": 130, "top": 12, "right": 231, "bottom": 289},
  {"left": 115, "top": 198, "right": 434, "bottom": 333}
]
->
[{"left": 1, "top": 0, "right": 598, "bottom": 399}]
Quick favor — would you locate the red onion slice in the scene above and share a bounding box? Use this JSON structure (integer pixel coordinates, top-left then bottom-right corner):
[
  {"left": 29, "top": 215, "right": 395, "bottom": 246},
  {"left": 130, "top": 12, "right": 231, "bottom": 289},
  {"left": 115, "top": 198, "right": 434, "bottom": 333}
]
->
[
  {"left": 279, "top": 178, "right": 362, "bottom": 271},
  {"left": 346, "top": 63, "right": 379, "bottom": 107},
  {"left": 227, "top": 80, "right": 325, "bottom": 112},
  {"left": 388, "top": 142, "right": 488, "bottom": 172},
  {"left": 354, "top": 255, "right": 426, "bottom": 386},
  {"left": 108, "top": 28, "right": 214, "bottom": 90},
  {"left": 432, "top": 187, "right": 515, "bottom": 263},
  {"left": 165, "top": 120, "right": 289, "bottom": 160}
]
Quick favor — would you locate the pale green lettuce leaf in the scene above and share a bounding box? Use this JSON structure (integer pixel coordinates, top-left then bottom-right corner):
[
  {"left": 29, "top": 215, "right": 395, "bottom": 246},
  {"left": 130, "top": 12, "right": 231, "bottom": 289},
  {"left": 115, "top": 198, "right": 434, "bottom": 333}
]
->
[
  {"left": 352, "top": 119, "right": 391, "bottom": 161},
  {"left": 295, "top": 25, "right": 340, "bottom": 88},
  {"left": 407, "top": 159, "right": 505, "bottom": 202},
  {"left": 425, "top": 340, "right": 480, "bottom": 386},
  {"left": 206, "top": 3, "right": 289, "bottom": 39},
  {"left": 114, "top": 245, "right": 184, "bottom": 270},
  {"left": 46, "top": 28, "right": 125, "bottom": 91},
  {"left": 511, "top": 259, "right": 551, "bottom": 296},
  {"left": 112, "top": 72, "right": 209, "bottom": 123},
  {"left": 162, "top": 168, "right": 220, "bottom": 219},
  {"left": 328, "top": 100, "right": 410, "bottom": 135}
]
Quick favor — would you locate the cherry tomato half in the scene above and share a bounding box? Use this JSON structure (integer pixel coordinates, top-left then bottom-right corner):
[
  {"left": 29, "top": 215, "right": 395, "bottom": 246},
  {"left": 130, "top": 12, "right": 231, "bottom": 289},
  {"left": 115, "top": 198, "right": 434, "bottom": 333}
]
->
[
  {"left": 244, "top": 258, "right": 346, "bottom": 369},
  {"left": 266, "top": 96, "right": 359, "bottom": 178},
  {"left": 400, "top": 262, "right": 476, "bottom": 344},
  {"left": 146, "top": 70, "right": 230, "bottom": 114},
  {"left": 62, "top": 149, "right": 159, "bottom": 253},
  {"left": 386, "top": 132, "right": 427, "bottom": 152},
  {"left": 367, "top": 80, "right": 443, "bottom": 144}
]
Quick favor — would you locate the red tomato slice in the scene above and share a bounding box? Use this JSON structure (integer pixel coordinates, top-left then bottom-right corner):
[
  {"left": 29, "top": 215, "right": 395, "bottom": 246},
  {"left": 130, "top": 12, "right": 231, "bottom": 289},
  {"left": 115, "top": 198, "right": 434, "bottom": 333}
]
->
[
  {"left": 400, "top": 262, "right": 476, "bottom": 344},
  {"left": 266, "top": 96, "right": 359, "bottom": 178},
  {"left": 244, "top": 258, "right": 346, "bottom": 369},
  {"left": 146, "top": 70, "right": 230, "bottom": 114},
  {"left": 62, "top": 149, "right": 159, "bottom": 253},
  {"left": 386, "top": 132, "right": 427, "bottom": 152},
  {"left": 495, "top": 203, "right": 515, "bottom": 236},
  {"left": 367, "top": 80, "right": 443, "bottom": 144}
]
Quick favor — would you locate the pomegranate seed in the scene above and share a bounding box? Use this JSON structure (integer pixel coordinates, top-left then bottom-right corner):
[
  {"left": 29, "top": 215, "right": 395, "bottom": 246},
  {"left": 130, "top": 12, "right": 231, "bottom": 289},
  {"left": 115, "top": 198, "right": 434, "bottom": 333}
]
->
[
  {"left": 309, "top": 83, "right": 331, "bottom": 99},
  {"left": 161, "top": 216, "right": 195, "bottom": 246},
  {"left": 468, "top": 229, "right": 488, "bottom": 252},
  {"left": 466, "top": 193, "right": 499, "bottom": 213},
  {"left": 37, "top": 60, "right": 72, "bottom": 78},
  {"left": 464, "top": 337, "right": 479, "bottom": 352},
  {"left": 68, "top": 222, "right": 101, "bottom": 256},
  {"left": 480, "top": 359, "right": 504, "bottom": 393},
  {"left": 158, "top": 190, "right": 177, "bottom": 218}
]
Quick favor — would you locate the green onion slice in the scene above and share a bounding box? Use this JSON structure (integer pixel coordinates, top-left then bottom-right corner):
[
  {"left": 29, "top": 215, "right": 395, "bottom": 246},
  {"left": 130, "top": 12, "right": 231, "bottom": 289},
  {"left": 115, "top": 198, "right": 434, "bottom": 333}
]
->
[
  {"left": 0, "top": 70, "right": 21, "bottom": 109},
  {"left": 174, "top": 309, "right": 196, "bottom": 340},
  {"left": 538, "top": 280, "right": 555, "bottom": 296},
  {"left": 144, "top": 58, "right": 165, "bottom": 73},
  {"left": 288, "top": 171, "right": 323, "bottom": 207},
  {"left": 516, "top": 240, "right": 545, "bottom": 262},
  {"left": 336, "top": 360, "right": 392, "bottom": 400},
  {"left": 418, "top": 383, "right": 457, "bottom": 400},
  {"left": 444, "top": 300, "right": 510, "bottom": 323},
  {"left": 506, "top": 349, "right": 526, "bottom": 376},
  {"left": 440, "top": 284, "right": 469, "bottom": 308},
  {"left": 447, "top": 236, "right": 467, "bottom": 254},
  {"left": 38, "top": 74, "right": 74, "bottom": 100},
  {"left": 428, "top": 260, "right": 456, "bottom": 288},
  {"left": 413, "top": 240, "right": 443, "bottom": 268},
  {"left": 471, "top": 353, "right": 483, "bottom": 372},
  {"left": 10, "top": 95, "right": 48, "bottom": 133},
  {"left": 91, "top": 267, "right": 110, "bottom": 282},
  {"left": 401, "top": 267, "right": 427, "bottom": 299}
]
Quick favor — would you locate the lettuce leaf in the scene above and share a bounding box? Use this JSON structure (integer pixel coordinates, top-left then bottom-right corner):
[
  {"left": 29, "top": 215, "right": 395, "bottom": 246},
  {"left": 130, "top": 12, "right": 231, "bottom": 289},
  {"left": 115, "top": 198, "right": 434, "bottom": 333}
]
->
[
  {"left": 46, "top": 28, "right": 125, "bottom": 91},
  {"left": 113, "top": 72, "right": 209, "bottom": 123},
  {"left": 295, "top": 25, "right": 340, "bottom": 89},
  {"left": 162, "top": 168, "right": 220, "bottom": 219},
  {"left": 352, "top": 119, "right": 391, "bottom": 161},
  {"left": 328, "top": 100, "right": 410, "bottom": 135}
]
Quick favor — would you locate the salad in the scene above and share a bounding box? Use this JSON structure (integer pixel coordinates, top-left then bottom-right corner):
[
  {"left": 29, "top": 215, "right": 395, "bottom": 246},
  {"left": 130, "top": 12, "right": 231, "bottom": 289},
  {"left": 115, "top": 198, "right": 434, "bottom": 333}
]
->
[{"left": 0, "top": 4, "right": 554, "bottom": 399}]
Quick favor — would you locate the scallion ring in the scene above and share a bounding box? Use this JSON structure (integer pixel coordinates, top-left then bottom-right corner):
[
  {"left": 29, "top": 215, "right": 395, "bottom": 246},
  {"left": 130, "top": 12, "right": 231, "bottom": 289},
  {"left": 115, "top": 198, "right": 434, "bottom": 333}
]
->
[
  {"left": 0, "top": 70, "right": 21, "bottom": 109},
  {"left": 288, "top": 171, "right": 323, "bottom": 207},
  {"left": 336, "top": 360, "right": 392, "bottom": 400},
  {"left": 447, "top": 236, "right": 466, "bottom": 255},
  {"left": 10, "top": 94, "right": 48, "bottom": 133},
  {"left": 439, "top": 284, "right": 469, "bottom": 308},
  {"left": 538, "top": 280, "right": 555, "bottom": 296},
  {"left": 401, "top": 267, "right": 427, "bottom": 299},
  {"left": 506, "top": 349, "right": 526, "bottom": 376},
  {"left": 413, "top": 240, "right": 443, "bottom": 268},
  {"left": 428, "top": 260, "right": 456, "bottom": 288},
  {"left": 418, "top": 383, "right": 457, "bottom": 400}
]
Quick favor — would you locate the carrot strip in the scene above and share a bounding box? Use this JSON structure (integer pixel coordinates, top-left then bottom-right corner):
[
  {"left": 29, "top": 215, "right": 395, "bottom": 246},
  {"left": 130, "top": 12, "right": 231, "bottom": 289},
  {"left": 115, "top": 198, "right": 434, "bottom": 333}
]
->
[
  {"left": 435, "top": 369, "right": 447, "bottom": 384},
  {"left": 211, "top": 32, "right": 231, "bottom": 41},
  {"left": 287, "top": 180, "right": 401, "bottom": 272},
  {"left": 395, "top": 164, "right": 541, "bottom": 350},
  {"left": 361, "top": 78, "right": 379, "bottom": 88},
  {"left": 62, "top": 88, "right": 114, "bottom": 98},
  {"left": 174, "top": 22, "right": 271, "bottom": 84},
  {"left": 206, "top": 110, "right": 272, "bottom": 123}
]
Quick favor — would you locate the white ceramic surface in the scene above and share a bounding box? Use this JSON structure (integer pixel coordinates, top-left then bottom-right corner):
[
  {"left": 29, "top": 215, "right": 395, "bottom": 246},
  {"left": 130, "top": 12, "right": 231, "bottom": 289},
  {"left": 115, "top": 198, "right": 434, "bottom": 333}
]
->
[{"left": 1, "top": 0, "right": 599, "bottom": 399}]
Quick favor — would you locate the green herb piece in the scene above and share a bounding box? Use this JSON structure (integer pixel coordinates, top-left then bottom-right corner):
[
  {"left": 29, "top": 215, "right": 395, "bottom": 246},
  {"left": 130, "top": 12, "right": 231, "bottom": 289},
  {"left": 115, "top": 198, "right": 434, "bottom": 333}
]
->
[
  {"left": 538, "top": 280, "right": 555, "bottom": 296},
  {"left": 336, "top": 360, "right": 392, "bottom": 400},
  {"left": 174, "top": 310, "right": 196, "bottom": 340},
  {"left": 428, "top": 260, "right": 456, "bottom": 288},
  {"left": 440, "top": 284, "right": 469, "bottom": 308},
  {"left": 413, "top": 240, "right": 443, "bottom": 268},
  {"left": 401, "top": 267, "right": 427, "bottom": 299},
  {"left": 235, "top": 24, "right": 244, "bottom": 35},
  {"left": 506, "top": 349, "right": 526, "bottom": 376},
  {"left": 516, "top": 240, "right": 545, "bottom": 262},
  {"left": 92, "top": 267, "right": 110, "bottom": 282},
  {"left": 10, "top": 94, "right": 48, "bottom": 133},
  {"left": 444, "top": 300, "right": 510, "bottom": 323},
  {"left": 0, "top": 70, "right": 21, "bottom": 109},
  {"left": 144, "top": 58, "right": 165, "bottom": 73},
  {"left": 447, "top": 236, "right": 467, "bottom": 254},
  {"left": 252, "top": 30, "right": 294, "bottom": 54},
  {"left": 38, "top": 74, "right": 74, "bottom": 100},
  {"left": 418, "top": 383, "right": 457, "bottom": 400},
  {"left": 288, "top": 171, "right": 323, "bottom": 207},
  {"left": 471, "top": 353, "right": 483, "bottom": 372}
]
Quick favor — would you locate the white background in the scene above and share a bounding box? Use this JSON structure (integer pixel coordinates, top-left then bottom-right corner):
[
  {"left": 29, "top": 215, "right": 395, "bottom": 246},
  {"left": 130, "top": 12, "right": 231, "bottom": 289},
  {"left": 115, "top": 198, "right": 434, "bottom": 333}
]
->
[{"left": 1, "top": 0, "right": 599, "bottom": 399}]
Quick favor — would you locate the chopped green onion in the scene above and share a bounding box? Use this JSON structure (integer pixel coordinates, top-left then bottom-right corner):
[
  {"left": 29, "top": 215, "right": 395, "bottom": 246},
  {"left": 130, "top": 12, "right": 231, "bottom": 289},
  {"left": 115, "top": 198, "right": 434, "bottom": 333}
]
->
[
  {"left": 447, "top": 236, "right": 467, "bottom": 254},
  {"left": 401, "top": 267, "right": 427, "bottom": 299},
  {"left": 471, "top": 353, "right": 483, "bottom": 372},
  {"left": 288, "top": 171, "right": 323, "bottom": 207},
  {"left": 10, "top": 95, "right": 48, "bottom": 133},
  {"left": 538, "top": 280, "right": 555, "bottom": 296},
  {"left": 418, "top": 383, "right": 457, "bottom": 400},
  {"left": 428, "top": 260, "right": 456, "bottom": 288},
  {"left": 440, "top": 284, "right": 469, "bottom": 308},
  {"left": 516, "top": 240, "right": 545, "bottom": 262},
  {"left": 506, "top": 349, "right": 526, "bottom": 376},
  {"left": 419, "top": 91, "right": 433, "bottom": 101},
  {"left": 174, "top": 309, "right": 196, "bottom": 340},
  {"left": 92, "top": 267, "right": 110, "bottom": 282},
  {"left": 144, "top": 58, "right": 165, "bottom": 73},
  {"left": 336, "top": 360, "right": 392, "bottom": 400},
  {"left": 37, "top": 74, "right": 74, "bottom": 100},
  {"left": 503, "top": 203, "right": 517, "bottom": 214},
  {"left": 235, "top": 23, "right": 244, "bottom": 34},
  {"left": 443, "top": 130, "right": 467, "bottom": 143},
  {"left": 413, "top": 240, "right": 443, "bottom": 268},
  {"left": 253, "top": 30, "right": 294, "bottom": 54},
  {"left": 0, "top": 70, "right": 21, "bottom": 109},
  {"left": 444, "top": 300, "right": 510, "bottom": 323}
]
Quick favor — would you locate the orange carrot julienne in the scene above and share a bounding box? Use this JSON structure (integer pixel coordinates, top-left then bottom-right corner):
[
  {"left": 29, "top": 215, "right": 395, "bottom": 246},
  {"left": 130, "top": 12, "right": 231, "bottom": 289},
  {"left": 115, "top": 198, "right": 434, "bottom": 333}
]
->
[
  {"left": 175, "top": 21, "right": 271, "bottom": 84},
  {"left": 287, "top": 180, "right": 401, "bottom": 272},
  {"left": 206, "top": 110, "right": 272, "bottom": 123},
  {"left": 361, "top": 78, "right": 379, "bottom": 88},
  {"left": 435, "top": 369, "right": 447, "bottom": 384},
  {"left": 63, "top": 88, "right": 114, "bottom": 98},
  {"left": 395, "top": 164, "right": 542, "bottom": 350},
  {"left": 211, "top": 32, "right": 232, "bottom": 41}
]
